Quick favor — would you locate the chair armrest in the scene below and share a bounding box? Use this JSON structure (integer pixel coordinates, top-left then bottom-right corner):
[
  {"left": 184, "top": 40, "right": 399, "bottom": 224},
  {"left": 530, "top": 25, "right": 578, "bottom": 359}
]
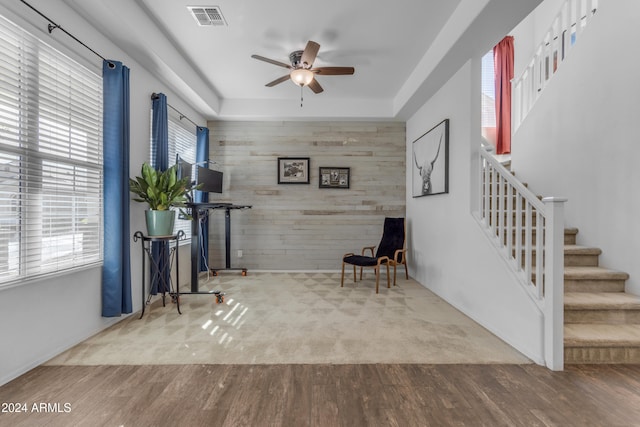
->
[
  {"left": 361, "top": 246, "right": 375, "bottom": 256},
  {"left": 376, "top": 256, "right": 390, "bottom": 267},
  {"left": 394, "top": 248, "right": 407, "bottom": 264},
  {"left": 343, "top": 252, "right": 355, "bottom": 259}
]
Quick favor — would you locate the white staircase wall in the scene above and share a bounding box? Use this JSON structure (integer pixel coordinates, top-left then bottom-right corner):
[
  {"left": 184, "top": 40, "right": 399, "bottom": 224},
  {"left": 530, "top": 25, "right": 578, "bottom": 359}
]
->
[
  {"left": 406, "top": 60, "right": 544, "bottom": 364},
  {"left": 511, "top": 0, "right": 640, "bottom": 295}
]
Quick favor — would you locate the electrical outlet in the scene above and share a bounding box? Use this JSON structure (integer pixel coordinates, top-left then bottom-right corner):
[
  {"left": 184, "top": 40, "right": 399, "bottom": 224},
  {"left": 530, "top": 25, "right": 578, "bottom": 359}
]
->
[{"left": 237, "top": 249, "right": 243, "bottom": 258}]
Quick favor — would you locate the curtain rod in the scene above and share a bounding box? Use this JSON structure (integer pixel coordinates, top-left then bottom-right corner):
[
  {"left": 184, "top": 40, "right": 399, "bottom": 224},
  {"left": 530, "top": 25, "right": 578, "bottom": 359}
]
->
[
  {"left": 151, "top": 93, "right": 201, "bottom": 128},
  {"left": 19, "top": 0, "right": 107, "bottom": 63}
]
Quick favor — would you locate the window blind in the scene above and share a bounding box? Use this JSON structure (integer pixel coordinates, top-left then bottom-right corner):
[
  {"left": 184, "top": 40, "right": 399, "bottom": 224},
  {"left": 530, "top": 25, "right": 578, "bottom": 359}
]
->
[
  {"left": 0, "top": 14, "right": 103, "bottom": 287},
  {"left": 168, "top": 113, "right": 196, "bottom": 241}
]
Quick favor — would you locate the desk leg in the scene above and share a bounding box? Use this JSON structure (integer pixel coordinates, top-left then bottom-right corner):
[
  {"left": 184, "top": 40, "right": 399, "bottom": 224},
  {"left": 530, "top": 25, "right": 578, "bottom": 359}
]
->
[
  {"left": 225, "top": 207, "right": 231, "bottom": 269},
  {"left": 191, "top": 208, "right": 200, "bottom": 292},
  {"left": 175, "top": 238, "right": 181, "bottom": 314}
]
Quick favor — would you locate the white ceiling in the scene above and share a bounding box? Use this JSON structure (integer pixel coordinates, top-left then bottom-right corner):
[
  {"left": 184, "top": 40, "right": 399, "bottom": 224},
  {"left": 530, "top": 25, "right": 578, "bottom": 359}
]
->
[{"left": 59, "top": 0, "right": 541, "bottom": 120}]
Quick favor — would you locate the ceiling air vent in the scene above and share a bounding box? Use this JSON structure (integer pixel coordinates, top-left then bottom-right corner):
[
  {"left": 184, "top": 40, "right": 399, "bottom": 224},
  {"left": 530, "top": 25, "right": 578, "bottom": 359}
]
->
[{"left": 188, "top": 6, "right": 227, "bottom": 26}]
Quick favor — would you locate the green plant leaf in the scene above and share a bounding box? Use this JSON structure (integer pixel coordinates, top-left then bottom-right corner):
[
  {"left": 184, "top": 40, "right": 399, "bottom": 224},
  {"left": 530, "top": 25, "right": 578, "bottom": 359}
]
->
[{"left": 129, "top": 161, "right": 191, "bottom": 211}]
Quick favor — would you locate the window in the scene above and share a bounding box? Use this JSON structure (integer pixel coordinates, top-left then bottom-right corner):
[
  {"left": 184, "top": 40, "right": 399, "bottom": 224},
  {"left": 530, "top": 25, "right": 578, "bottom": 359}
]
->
[
  {"left": 0, "top": 14, "right": 103, "bottom": 288},
  {"left": 481, "top": 50, "right": 497, "bottom": 145},
  {"left": 169, "top": 114, "right": 196, "bottom": 241},
  {"left": 150, "top": 111, "right": 196, "bottom": 242}
]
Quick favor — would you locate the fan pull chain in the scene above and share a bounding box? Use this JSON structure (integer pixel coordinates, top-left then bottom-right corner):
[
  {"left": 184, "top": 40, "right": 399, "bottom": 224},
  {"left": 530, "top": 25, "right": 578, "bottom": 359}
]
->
[{"left": 300, "top": 85, "right": 304, "bottom": 107}]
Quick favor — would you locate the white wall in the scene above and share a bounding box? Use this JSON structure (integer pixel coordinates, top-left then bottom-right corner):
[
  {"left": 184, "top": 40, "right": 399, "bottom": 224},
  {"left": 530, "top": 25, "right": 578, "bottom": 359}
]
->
[
  {"left": 406, "top": 60, "right": 544, "bottom": 363},
  {"left": 0, "top": 0, "right": 205, "bottom": 385},
  {"left": 511, "top": 0, "right": 640, "bottom": 295}
]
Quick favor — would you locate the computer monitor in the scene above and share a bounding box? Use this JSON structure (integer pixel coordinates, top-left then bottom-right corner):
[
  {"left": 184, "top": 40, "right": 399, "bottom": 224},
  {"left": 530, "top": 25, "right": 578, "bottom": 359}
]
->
[
  {"left": 196, "top": 166, "right": 223, "bottom": 193},
  {"left": 176, "top": 154, "right": 192, "bottom": 186}
]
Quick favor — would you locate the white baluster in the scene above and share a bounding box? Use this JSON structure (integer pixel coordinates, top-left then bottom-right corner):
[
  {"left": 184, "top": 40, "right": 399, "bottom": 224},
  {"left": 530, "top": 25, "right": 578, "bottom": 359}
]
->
[
  {"left": 575, "top": 0, "right": 585, "bottom": 41},
  {"left": 483, "top": 159, "right": 490, "bottom": 223},
  {"left": 567, "top": 0, "right": 575, "bottom": 56},
  {"left": 491, "top": 165, "right": 498, "bottom": 234},
  {"left": 524, "top": 202, "right": 533, "bottom": 287},
  {"left": 515, "top": 190, "right": 523, "bottom": 272},
  {"left": 543, "top": 31, "right": 551, "bottom": 84},
  {"left": 497, "top": 174, "right": 504, "bottom": 247},
  {"left": 559, "top": 2, "right": 567, "bottom": 61},
  {"left": 506, "top": 183, "right": 513, "bottom": 257},
  {"left": 536, "top": 211, "right": 544, "bottom": 299},
  {"left": 585, "top": 0, "right": 593, "bottom": 26},
  {"left": 552, "top": 16, "right": 560, "bottom": 75}
]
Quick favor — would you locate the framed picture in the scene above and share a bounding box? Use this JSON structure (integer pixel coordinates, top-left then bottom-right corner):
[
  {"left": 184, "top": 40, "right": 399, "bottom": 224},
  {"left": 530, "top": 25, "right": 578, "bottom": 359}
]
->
[
  {"left": 319, "top": 167, "right": 350, "bottom": 189},
  {"left": 278, "top": 157, "right": 310, "bottom": 184},
  {"left": 412, "top": 118, "right": 449, "bottom": 197}
]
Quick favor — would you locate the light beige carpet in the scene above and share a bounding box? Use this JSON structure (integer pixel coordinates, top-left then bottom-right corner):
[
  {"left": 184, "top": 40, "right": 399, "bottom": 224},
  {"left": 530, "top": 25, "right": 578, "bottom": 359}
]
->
[{"left": 46, "top": 272, "right": 530, "bottom": 365}]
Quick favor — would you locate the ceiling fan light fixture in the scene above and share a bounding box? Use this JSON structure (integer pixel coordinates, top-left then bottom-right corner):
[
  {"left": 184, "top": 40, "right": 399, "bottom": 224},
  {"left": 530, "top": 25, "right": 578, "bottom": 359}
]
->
[{"left": 290, "top": 68, "right": 314, "bottom": 86}]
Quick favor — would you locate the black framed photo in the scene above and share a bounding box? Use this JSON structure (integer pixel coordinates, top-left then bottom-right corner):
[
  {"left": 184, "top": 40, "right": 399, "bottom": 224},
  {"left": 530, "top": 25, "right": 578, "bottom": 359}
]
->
[
  {"left": 278, "top": 157, "right": 310, "bottom": 184},
  {"left": 412, "top": 118, "right": 449, "bottom": 197},
  {"left": 319, "top": 167, "right": 350, "bottom": 189}
]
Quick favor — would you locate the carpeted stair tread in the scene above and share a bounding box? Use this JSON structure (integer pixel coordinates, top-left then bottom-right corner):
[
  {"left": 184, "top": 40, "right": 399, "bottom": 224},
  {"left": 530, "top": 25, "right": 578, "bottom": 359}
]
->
[
  {"left": 565, "top": 292, "right": 640, "bottom": 310},
  {"left": 564, "top": 227, "right": 578, "bottom": 236},
  {"left": 565, "top": 324, "right": 640, "bottom": 347},
  {"left": 564, "top": 245, "right": 602, "bottom": 256},
  {"left": 564, "top": 266, "right": 629, "bottom": 280},
  {"left": 528, "top": 245, "right": 600, "bottom": 255}
]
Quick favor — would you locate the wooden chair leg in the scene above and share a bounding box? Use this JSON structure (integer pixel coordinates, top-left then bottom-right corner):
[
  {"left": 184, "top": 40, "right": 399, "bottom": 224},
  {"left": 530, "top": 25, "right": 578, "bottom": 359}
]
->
[
  {"left": 404, "top": 259, "right": 408, "bottom": 279},
  {"left": 353, "top": 265, "right": 357, "bottom": 283},
  {"left": 341, "top": 262, "right": 345, "bottom": 287},
  {"left": 386, "top": 263, "right": 390, "bottom": 288},
  {"left": 375, "top": 266, "right": 379, "bottom": 294},
  {"left": 393, "top": 262, "right": 397, "bottom": 286},
  {"left": 359, "top": 266, "right": 363, "bottom": 280}
]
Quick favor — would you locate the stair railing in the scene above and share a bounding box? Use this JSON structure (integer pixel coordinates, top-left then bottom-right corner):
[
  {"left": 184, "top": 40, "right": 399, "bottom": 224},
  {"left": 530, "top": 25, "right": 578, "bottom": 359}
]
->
[
  {"left": 478, "top": 144, "right": 566, "bottom": 370},
  {"left": 512, "top": 0, "right": 599, "bottom": 131}
]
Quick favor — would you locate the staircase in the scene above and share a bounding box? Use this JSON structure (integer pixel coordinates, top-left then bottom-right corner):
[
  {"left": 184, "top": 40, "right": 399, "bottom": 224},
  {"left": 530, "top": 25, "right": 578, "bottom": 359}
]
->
[
  {"left": 480, "top": 153, "right": 640, "bottom": 365},
  {"left": 500, "top": 0, "right": 640, "bottom": 364},
  {"left": 563, "top": 228, "right": 640, "bottom": 363},
  {"left": 502, "top": 160, "right": 640, "bottom": 363}
]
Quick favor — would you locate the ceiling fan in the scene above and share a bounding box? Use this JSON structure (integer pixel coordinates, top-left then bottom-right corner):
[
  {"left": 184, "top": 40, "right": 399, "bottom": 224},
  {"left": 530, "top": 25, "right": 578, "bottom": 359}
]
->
[{"left": 251, "top": 40, "right": 355, "bottom": 94}]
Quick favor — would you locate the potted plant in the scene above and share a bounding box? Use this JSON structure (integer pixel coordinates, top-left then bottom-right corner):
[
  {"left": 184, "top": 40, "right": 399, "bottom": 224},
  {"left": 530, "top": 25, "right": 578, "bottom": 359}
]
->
[{"left": 129, "top": 162, "right": 191, "bottom": 236}]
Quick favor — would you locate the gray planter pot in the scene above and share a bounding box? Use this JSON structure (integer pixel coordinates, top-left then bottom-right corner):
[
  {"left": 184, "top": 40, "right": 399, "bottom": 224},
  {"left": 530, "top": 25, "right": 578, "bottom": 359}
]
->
[{"left": 145, "top": 210, "right": 176, "bottom": 236}]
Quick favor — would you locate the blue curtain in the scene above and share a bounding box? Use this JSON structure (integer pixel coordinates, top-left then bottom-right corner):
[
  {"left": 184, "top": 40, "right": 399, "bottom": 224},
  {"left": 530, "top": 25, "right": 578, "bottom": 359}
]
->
[
  {"left": 151, "top": 93, "right": 170, "bottom": 294},
  {"left": 102, "top": 60, "right": 132, "bottom": 317},
  {"left": 195, "top": 126, "right": 210, "bottom": 271},
  {"left": 151, "top": 93, "right": 169, "bottom": 171}
]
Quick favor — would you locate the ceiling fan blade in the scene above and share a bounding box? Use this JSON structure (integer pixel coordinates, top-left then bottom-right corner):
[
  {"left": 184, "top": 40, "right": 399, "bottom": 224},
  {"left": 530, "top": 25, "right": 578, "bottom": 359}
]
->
[
  {"left": 265, "top": 75, "right": 291, "bottom": 87},
  {"left": 300, "top": 41, "right": 320, "bottom": 68},
  {"left": 308, "top": 78, "right": 323, "bottom": 94},
  {"left": 312, "top": 66, "right": 355, "bottom": 75},
  {"left": 251, "top": 54, "right": 292, "bottom": 69}
]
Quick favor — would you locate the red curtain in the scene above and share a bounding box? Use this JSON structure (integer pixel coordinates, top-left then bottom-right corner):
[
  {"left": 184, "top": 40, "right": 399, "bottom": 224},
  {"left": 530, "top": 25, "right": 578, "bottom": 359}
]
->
[{"left": 494, "top": 36, "right": 514, "bottom": 155}]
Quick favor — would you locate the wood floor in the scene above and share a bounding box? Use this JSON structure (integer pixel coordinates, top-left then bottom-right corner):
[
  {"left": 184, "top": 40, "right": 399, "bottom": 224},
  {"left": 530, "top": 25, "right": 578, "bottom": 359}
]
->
[{"left": 1, "top": 364, "right": 640, "bottom": 426}]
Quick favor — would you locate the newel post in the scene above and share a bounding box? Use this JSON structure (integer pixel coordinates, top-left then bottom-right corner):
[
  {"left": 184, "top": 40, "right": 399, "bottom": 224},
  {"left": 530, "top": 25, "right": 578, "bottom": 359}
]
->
[{"left": 542, "top": 197, "right": 567, "bottom": 370}]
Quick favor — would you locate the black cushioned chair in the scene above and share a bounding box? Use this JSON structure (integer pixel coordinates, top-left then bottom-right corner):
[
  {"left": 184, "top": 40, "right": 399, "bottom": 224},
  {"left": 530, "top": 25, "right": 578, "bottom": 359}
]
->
[{"left": 341, "top": 217, "right": 408, "bottom": 293}]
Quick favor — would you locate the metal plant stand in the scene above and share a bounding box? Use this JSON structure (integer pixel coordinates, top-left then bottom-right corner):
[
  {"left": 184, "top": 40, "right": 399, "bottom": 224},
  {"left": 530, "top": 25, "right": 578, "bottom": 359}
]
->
[{"left": 134, "top": 230, "right": 185, "bottom": 318}]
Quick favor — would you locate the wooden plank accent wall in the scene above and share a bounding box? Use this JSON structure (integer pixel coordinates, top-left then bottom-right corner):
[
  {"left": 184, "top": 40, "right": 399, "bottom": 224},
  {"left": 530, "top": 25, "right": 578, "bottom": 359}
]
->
[{"left": 204, "top": 120, "right": 406, "bottom": 270}]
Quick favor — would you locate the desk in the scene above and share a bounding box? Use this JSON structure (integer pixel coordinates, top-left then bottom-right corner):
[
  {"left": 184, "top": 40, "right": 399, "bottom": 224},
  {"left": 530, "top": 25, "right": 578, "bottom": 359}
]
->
[
  {"left": 187, "top": 203, "right": 252, "bottom": 292},
  {"left": 133, "top": 230, "right": 185, "bottom": 318}
]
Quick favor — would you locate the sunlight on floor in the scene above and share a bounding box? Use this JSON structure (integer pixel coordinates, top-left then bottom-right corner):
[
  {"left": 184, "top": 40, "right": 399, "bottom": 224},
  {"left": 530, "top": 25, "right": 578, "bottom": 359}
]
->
[{"left": 199, "top": 293, "right": 249, "bottom": 348}]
